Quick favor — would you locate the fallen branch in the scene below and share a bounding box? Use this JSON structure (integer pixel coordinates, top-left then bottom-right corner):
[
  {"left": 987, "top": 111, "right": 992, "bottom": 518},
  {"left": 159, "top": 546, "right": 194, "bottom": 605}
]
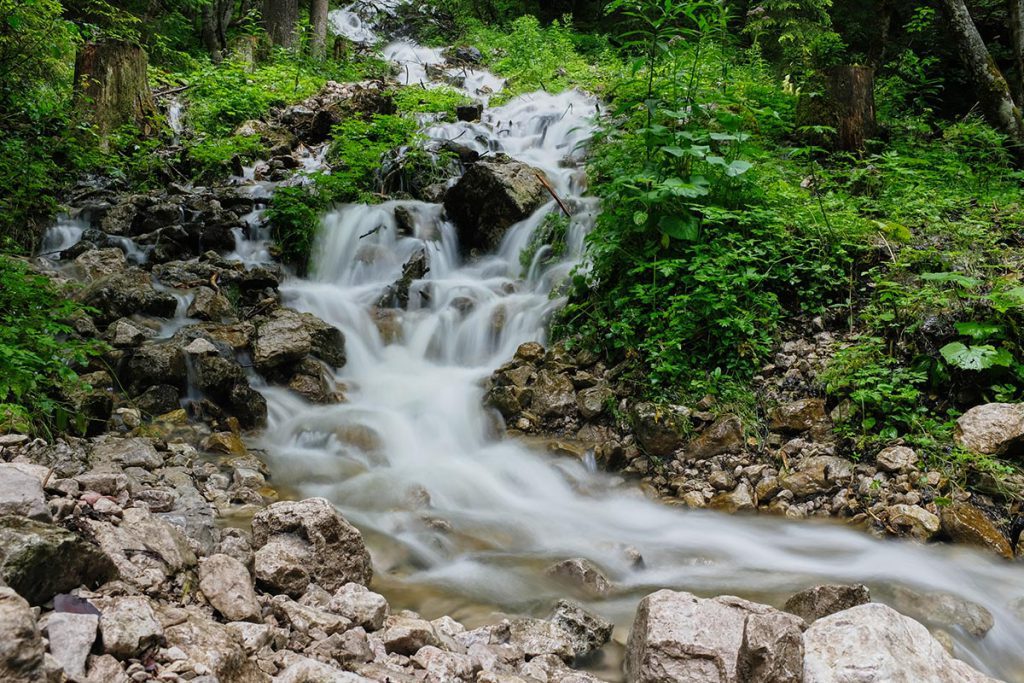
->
[{"left": 534, "top": 172, "right": 571, "bottom": 218}]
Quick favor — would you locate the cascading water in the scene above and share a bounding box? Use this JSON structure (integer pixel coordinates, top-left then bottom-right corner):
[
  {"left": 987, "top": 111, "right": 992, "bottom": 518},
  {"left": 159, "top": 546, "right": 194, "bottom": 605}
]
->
[{"left": 230, "top": 7, "right": 1024, "bottom": 680}]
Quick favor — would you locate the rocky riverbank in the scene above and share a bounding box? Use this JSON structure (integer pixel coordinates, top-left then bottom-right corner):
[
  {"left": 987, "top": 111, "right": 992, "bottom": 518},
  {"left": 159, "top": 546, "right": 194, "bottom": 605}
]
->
[
  {"left": 485, "top": 333, "right": 1023, "bottom": 560},
  {"left": 0, "top": 431, "right": 1006, "bottom": 682}
]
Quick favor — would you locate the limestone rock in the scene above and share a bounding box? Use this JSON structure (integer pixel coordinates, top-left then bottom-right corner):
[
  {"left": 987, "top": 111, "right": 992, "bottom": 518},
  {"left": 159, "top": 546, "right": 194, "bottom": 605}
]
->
[
  {"left": 940, "top": 503, "right": 1013, "bottom": 559},
  {"left": 531, "top": 371, "right": 577, "bottom": 418},
  {"left": 328, "top": 583, "right": 389, "bottom": 631},
  {"left": 736, "top": 610, "right": 804, "bottom": 683},
  {"left": 89, "top": 436, "right": 162, "bottom": 470},
  {"left": 251, "top": 498, "right": 371, "bottom": 594},
  {"left": 887, "top": 504, "right": 940, "bottom": 542},
  {"left": 770, "top": 398, "right": 829, "bottom": 434},
  {"left": 802, "top": 603, "right": 999, "bottom": 682},
  {"left": 784, "top": 585, "right": 871, "bottom": 624},
  {"left": 46, "top": 612, "right": 99, "bottom": 680},
  {"left": 85, "top": 506, "right": 196, "bottom": 592},
  {"left": 545, "top": 558, "right": 611, "bottom": 597},
  {"left": 254, "top": 536, "right": 311, "bottom": 597},
  {"left": 380, "top": 615, "right": 441, "bottom": 655},
  {"left": 631, "top": 403, "right": 689, "bottom": 457},
  {"left": 548, "top": 599, "right": 613, "bottom": 659},
  {"left": 99, "top": 596, "right": 163, "bottom": 659},
  {"left": 875, "top": 446, "right": 918, "bottom": 473},
  {"left": 163, "top": 610, "right": 256, "bottom": 682},
  {"left": 954, "top": 403, "right": 1024, "bottom": 455},
  {"left": 781, "top": 456, "right": 853, "bottom": 498},
  {"left": 199, "top": 553, "right": 261, "bottom": 622},
  {"left": 507, "top": 618, "right": 574, "bottom": 661},
  {"left": 684, "top": 415, "right": 744, "bottom": 461},
  {"left": 0, "top": 516, "right": 116, "bottom": 605},
  {"left": 0, "top": 587, "right": 46, "bottom": 683},
  {"left": 0, "top": 463, "right": 51, "bottom": 521}
]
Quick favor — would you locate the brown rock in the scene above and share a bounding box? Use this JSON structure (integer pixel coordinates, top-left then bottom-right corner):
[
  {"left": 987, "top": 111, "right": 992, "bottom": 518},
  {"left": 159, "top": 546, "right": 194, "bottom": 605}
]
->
[{"left": 940, "top": 503, "right": 1013, "bottom": 559}]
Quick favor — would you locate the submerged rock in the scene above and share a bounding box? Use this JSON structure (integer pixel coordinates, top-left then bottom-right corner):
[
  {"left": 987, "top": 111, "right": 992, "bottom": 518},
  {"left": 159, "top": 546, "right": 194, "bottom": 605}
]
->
[{"left": 784, "top": 584, "right": 871, "bottom": 624}]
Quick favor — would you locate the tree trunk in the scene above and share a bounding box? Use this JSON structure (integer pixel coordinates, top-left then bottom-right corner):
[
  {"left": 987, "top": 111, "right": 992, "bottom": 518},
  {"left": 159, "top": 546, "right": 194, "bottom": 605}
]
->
[
  {"left": 866, "top": 0, "right": 893, "bottom": 70},
  {"left": 940, "top": 0, "right": 1024, "bottom": 150},
  {"left": 73, "top": 41, "right": 156, "bottom": 141},
  {"left": 202, "top": 0, "right": 235, "bottom": 63},
  {"left": 309, "top": 0, "right": 329, "bottom": 59},
  {"left": 1010, "top": 0, "right": 1024, "bottom": 104},
  {"left": 829, "top": 65, "right": 876, "bottom": 153},
  {"left": 263, "top": 0, "right": 299, "bottom": 48}
]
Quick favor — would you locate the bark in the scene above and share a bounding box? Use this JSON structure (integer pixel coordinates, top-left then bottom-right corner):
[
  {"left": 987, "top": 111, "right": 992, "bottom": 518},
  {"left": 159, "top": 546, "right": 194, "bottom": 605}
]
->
[
  {"left": 1010, "top": 0, "right": 1024, "bottom": 104},
  {"left": 940, "top": 0, "right": 1024, "bottom": 151},
  {"left": 310, "top": 0, "right": 329, "bottom": 60},
  {"left": 73, "top": 41, "right": 157, "bottom": 141},
  {"left": 866, "top": 0, "right": 893, "bottom": 70},
  {"left": 201, "top": 0, "right": 235, "bottom": 63},
  {"left": 263, "top": 0, "right": 299, "bottom": 48},
  {"left": 829, "top": 66, "right": 876, "bottom": 153}
]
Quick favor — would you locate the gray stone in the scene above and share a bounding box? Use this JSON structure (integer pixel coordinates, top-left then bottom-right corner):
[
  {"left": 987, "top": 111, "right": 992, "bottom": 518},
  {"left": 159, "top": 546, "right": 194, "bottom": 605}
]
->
[
  {"left": 199, "top": 553, "right": 261, "bottom": 622},
  {"left": 89, "top": 437, "right": 162, "bottom": 470},
  {"left": 0, "top": 464, "right": 51, "bottom": 521},
  {"left": 548, "top": 599, "right": 612, "bottom": 659},
  {"left": 545, "top": 558, "right": 612, "bottom": 596},
  {"left": 328, "top": 583, "right": 389, "bottom": 631},
  {"left": 251, "top": 498, "right": 371, "bottom": 594},
  {"left": 46, "top": 612, "right": 99, "bottom": 681},
  {"left": 0, "top": 587, "right": 45, "bottom": 683},
  {"left": 85, "top": 506, "right": 196, "bottom": 592},
  {"left": 531, "top": 371, "right": 577, "bottom": 418},
  {"left": 99, "top": 596, "right": 163, "bottom": 659},
  {"left": 507, "top": 618, "right": 574, "bottom": 661},
  {"left": 784, "top": 584, "right": 871, "bottom": 624},
  {"left": 875, "top": 446, "right": 918, "bottom": 473},
  {"left": 887, "top": 504, "right": 940, "bottom": 542},
  {"left": 802, "top": 603, "right": 999, "bottom": 682},
  {"left": 955, "top": 403, "right": 1024, "bottom": 455},
  {"left": 380, "top": 615, "right": 441, "bottom": 655},
  {"left": 736, "top": 610, "right": 804, "bottom": 683}
]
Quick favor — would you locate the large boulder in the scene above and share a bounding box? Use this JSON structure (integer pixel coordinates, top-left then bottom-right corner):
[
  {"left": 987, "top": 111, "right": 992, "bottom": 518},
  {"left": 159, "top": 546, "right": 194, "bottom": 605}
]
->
[
  {"left": 954, "top": 403, "right": 1024, "bottom": 455},
  {"left": 251, "top": 498, "right": 372, "bottom": 595},
  {"left": 625, "top": 589, "right": 803, "bottom": 683},
  {"left": 0, "top": 516, "right": 116, "bottom": 605},
  {"left": 76, "top": 268, "right": 178, "bottom": 325},
  {"left": 253, "top": 308, "right": 346, "bottom": 371},
  {"left": 0, "top": 587, "right": 46, "bottom": 683},
  {"left": 0, "top": 464, "right": 50, "bottom": 521},
  {"left": 802, "top": 603, "right": 999, "bottom": 682},
  {"left": 444, "top": 155, "right": 549, "bottom": 252}
]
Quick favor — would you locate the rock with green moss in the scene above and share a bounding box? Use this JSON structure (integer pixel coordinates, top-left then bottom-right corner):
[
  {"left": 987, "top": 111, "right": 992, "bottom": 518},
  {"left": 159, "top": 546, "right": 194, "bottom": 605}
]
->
[{"left": 0, "top": 516, "right": 116, "bottom": 605}]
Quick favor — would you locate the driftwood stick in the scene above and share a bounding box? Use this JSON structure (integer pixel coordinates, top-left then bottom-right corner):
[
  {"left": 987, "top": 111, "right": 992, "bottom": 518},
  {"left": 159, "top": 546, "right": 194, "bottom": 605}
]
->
[{"left": 534, "top": 172, "right": 571, "bottom": 218}]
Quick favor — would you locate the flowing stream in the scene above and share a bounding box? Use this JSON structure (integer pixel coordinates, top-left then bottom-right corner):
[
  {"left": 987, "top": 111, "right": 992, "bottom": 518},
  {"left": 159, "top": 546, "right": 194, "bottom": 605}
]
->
[
  {"left": 39, "top": 3, "right": 1024, "bottom": 679},
  {"left": 243, "top": 9, "right": 1024, "bottom": 682}
]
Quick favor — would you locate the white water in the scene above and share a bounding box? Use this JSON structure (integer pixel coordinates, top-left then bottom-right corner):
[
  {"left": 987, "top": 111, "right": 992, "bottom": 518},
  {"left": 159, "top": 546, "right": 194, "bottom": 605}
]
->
[
  {"left": 241, "top": 27, "right": 1024, "bottom": 683},
  {"left": 41, "top": 214, "right": 86, "bottom": 257},
  {"left": 168, "top": 98, "right": 184, "bottom": 144}
]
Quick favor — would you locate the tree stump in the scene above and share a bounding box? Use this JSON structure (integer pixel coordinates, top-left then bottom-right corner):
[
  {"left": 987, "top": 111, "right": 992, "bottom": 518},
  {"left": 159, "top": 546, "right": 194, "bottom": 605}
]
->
[
  {"left": 73, "top": 42, "right": 156, "bottom": 140},
  {"left": 829, "top": 65, "right": 876, "bottom": 153}
]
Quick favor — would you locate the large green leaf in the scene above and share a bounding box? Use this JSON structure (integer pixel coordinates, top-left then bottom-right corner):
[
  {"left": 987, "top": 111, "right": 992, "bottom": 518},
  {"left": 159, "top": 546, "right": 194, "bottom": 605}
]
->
[
  {"left": 954, "top": 321, "right": 1002, "bottom": 341},
  {"left": 658, "top": 213, "right": 699, "bottom": 242},
  {"left": 940, "top": 342, "right": 1012, "bottom": 370}
]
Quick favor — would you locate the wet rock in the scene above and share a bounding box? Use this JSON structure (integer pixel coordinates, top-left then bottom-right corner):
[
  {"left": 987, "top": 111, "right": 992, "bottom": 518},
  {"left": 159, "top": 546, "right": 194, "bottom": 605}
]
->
[
  {"left": 453, "top": 46, "right": 483, "bottom": 63},
  {"left": 549, "top": 599, "right": 613, "bottom": 659},
  {"left": 199, "top": 553, "right": 261, "bottom": 622},
  {"left": 107, "top": 318, "right": 153, "bottom": 348},
  {"left": 85, "top": 506, "right": 196, "bottom": 592},
  {"left": 456, "top": 104, "right": 483, "bottom": 122},
  {"left": 0, "top": 464, "right": 50, "bottom": 521},
  {"left": 444, "top": 155, "right": 549, "bottom": 252},
  {"left": 631, "top": 403, "right": 689, "bottom": 457},
  {"left": 251, "top": 498, "right": 372, "bottom": 593},
  {"left": 253, "top": 308, "right": 346, "bottom": 371},
  {"left": 940, "top": 503, "right": 1013, "bottom": 559},
  {"left": 887, "top": 585, "right": 994, "bottom": 638},
  {"left": 381, "top": 615, "right": 441, "bottom": 655},
  {"left": 802, "top": 603, "right": 998, "bottom": 682},
  {"left": 875, "top": 446, "right": 918, "bottom": 473},
  {"left": 46, "top": 612, "right": 98, "bottom": 681},
  {"left": 954, "top": 402, "right": 1024, "bottom": 455},
  {"left": 0, "top": 587, "right": 45, "bottom": 683},
  {"left": 626, "top": 590, "right": 789, "bottom": 683},
  {"left": 328, "top": 583, "right": 389, "bottom": 631},
  {"left": 769, "top": 398, "right": 829, "bottom": 434},
  {"left": 685, "top": 415, "right": 745, "bottom": 460},
  {"left": 0, "top": 516, "right": 116, "bottom": 605},
  {"left": 99, "top": 596, "right": 163, "bottom": 658},
  {"left": 784, "top": 584, "right": 871, "bottom": 624},
  {"left": 187, "top": 286, "right": 234, "bottom": 321},
  {"left": 72, "top": 248, "right": 127, "bottom": 281},
  {"left": 736, "top": 610, "right": 804, "bottom": 683},
  {"left": 377, "top": 249, "right": 429, "bottom": 309},
  {"left": 531, "top": 370, "right": 577, "bottom": 418},
  {"left": 77, "top": 269, "right": 178, "bottom": 325},
  {"left": 126, "top": 343, "right": 186, "bottom": 393},
  {"left": 515, "top": 342, "right": 545, "bottom": 363},
  {"left": 545, "top": 558, "right": 611, "bottom": 596},
  {"left": 887, "top": 504, "right": 940, "bottom": 542},
  {"left": 576, "top": 385, "right": 612, "bottom": 420},
  {"left": 507, "top": 618, "right": 574, "bottom": 661}
]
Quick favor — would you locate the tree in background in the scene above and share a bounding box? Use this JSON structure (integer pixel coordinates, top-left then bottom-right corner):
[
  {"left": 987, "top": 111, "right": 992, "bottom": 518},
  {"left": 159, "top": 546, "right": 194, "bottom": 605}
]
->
[
  {"left": 310, "top": 0, "right": 329, "bottom": 59},
  {"left": 263, "top": 0, "right": 299, "bottom": 47}
]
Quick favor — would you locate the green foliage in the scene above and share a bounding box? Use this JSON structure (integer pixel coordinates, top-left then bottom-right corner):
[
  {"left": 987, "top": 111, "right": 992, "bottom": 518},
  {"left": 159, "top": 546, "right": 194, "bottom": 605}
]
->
[
  {"left": 0, "top": 0, "right": 78, "bottom": 119},
  {"left": 0, "top": 257, "right": 106, "bottom": 436},
  {"left": 185, "top": 134, "right": 263, "bottom": 182},
  {"left": 520, "top": 211, "right": 569, "bottom": 271},
  {"left": 744, "top": 0, "right": 844, "bottom": 78},
  {"left": 391, "top": 85, "right": 471, "bottom": 116}
]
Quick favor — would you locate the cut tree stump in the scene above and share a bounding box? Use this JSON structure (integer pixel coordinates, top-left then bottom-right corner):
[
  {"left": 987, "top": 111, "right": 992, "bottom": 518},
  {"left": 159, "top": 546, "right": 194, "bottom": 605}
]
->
[
  {"left": 829, "top": 65, "right": 876, "bottom": 153},
  {"left": 73, "top": 41, "right": 156, "bottom": 140}
]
